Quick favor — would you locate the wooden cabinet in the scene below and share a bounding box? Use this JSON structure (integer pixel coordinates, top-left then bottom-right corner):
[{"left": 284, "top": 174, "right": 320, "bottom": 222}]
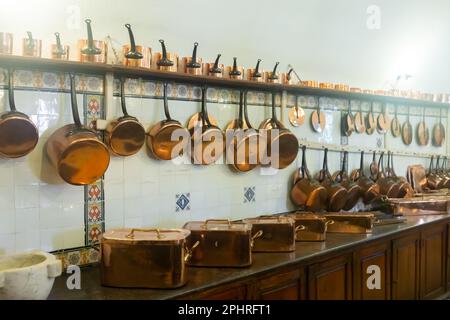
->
[
  {"left": 253, "top": 269, "right": 306, "bottom": 300},
  {"left": 308, "top": 255, "right": 353, "bottom": 300},
  {"left": 420, "top": 223, "right": 447, "bottom": 299},
  {"left": 353, "top": 242, "right": 390, "bottom": 300},
  {"left": 196, "top": 285, "right": 247, "bottom": 300},
  {"left": 392, "top": 233, "right": 420, "bottom": 300}
]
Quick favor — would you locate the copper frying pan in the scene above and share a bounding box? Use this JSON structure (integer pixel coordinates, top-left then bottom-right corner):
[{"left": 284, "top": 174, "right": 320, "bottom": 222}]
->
[
  {"left": 332, "top": 151, "right": 362, "bottom": 210},
  {"left": 389, "top": 152, "right": 414, "bottom": 198},
  {"left": 391, "top": 105, "right": 401, "bottom": 138},
  {"left": 365, "top": 102, "right": 376, "bottom": 135},
  {"left": 426, "top": 156, "right": 443, "bottom": 190},
  {"left": 189, "top": 87, "right": 224, "bottom": 165},
  {"left": 147, "top": 82, "right": 190, "bottom": 160},
  {"left": 311, "top": 98, "right": 326, "bottom": 133},
  {"left": 288, "top": 96, "right": 305, "bottom": 127},
  {"left": 351, "top": 151, "right": 380, "bottom": 204},
  {"left": 46, "top": 74, "right": 110, "bottom": 185},
  {"left": 259, "top": 93, "right": 299, "bottom": 169},
  {"left": 376, "top": 103, "right": 389, "bottom": 134},
  {"left": 432, "top": 108, "right": 445, "bottom": 147},
  {"left": 354, "top": 102, "right": 365, "bottom": 134},
  {"left": 342, "top": 102, "right": 354, "bottom": 136},
  {"left": 401, "top": 106, "right": 413, "bottom": 145},
  {"left": 375, "top": 152, "right": 400, "bottom": 198},
  {"left": 416, "top": 107, "right": 429, "bottom": 146},
  {"left": 0, "top": 69, "right": 39, "bottom": 158},
  {"left": 105, "top": 78, "right": 145, "bottom": 156},
  {"left": 369, "top": 151, "right": 379, "bottom": 181}
]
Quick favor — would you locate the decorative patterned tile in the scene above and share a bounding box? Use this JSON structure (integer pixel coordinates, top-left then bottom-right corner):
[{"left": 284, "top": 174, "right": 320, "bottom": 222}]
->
[
  {"left": 244, "top": 187, "right": 256, "bottom": 203},
  {"left": 178, "top": 84, "right": 189, "bottom": 99},
  {"left": 175, "top": 193, "right": 191, "bottom": 212},
  {"left": 87, "top": 223, "right": 103, "bottom": 244},
  {"left": 88, "top": 202, "right": 103, "bottom": 223},
  {"left": 142, "top": 80, "right": 156, "bottom": 97},
  {"left": 206, "top": 87, "right": 218, "bottom": 103}
]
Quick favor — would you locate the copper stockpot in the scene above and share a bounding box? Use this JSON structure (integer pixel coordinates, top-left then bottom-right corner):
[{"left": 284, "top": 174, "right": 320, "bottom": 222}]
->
[
  {"left": 100, "top": 228, "right": 198, "bottom": 289},
  {"left": 246, "top": 59, "right": 265, "bottom": 82},
  {"left": 78, "top": 19, "right": 107, "bottom": 63},
  {"left": 285, "top": 213, "right": 333, "bottom": 242},
  {"left": 22, "top": 31, "right": 41, "bottom": 57},
  {"left": 225, "top": 57, "right": 244, "bottom": 80},
  {"left": 290, "top": 145, "right": 327, "bottom": 211},
  {"left": 147, "top": 82, "right": 189, "bottom": 160},
  {"left": 50, "top": 33, "right": 69, "bottom": 60},
  {"left": 0, "top": 32, "right": 13, "bottom": 54},
  {"left": 183, "top": 220, "right": 258, "bottom": 267},
  {"left": 202, "top": 54, "right": 224, "bottom": 78},
  {"left": 105, "top": 78, "right": 145, "bottom": 156},
  {"left": 332, "top": 151, "right": 362, "bottom": 210},
  {"left": 351, "top": 151, "right": 380, "bottom": 204},
  {"left": 324, "top": 212, "right": 374, "bottom": 234},
  {"left": 151, "top": 39, "right": 178, "bottom": 72},
  {"left": 265, "top": 62, "right": 280, "bottom": 84},
  {"left": 226, "top": 90, "right": 263, "bottom": 172},
  {"left": 178, "top": 42, "right": 203, "bottom": 75},
  {"left": 188, "top": 87, "right": 224, "bottom": 165},
  {"left": 46, "top": 74, "right": 110, "bottom": 185},
  {"left": 243, "top": 215, "right": 296, "bottom": 252},
  {"left": 122, "top": 24, "right": 151, "bottom": 68},
  {"left": 259, "top": 93, "right": 299, "bottom": 169},
  {"left": 316, "top": 148, "right": 348, "bottom": 212},
  {"left": 0, "top": 69, "right": 39, "bottom": 158}
]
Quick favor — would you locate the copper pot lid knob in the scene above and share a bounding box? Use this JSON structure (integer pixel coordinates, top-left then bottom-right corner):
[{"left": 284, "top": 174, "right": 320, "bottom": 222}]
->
[{"left": 124, "top": 24, "right": 143, "bottom": 60}]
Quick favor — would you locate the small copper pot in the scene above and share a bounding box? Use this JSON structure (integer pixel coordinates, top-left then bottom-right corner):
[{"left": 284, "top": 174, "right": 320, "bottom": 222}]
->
[
  {"left": 151, "top": 39, "right": 178, "bottom": 72},
  {"left": 78, "top": 19, "right": 107, "bottom": 63},
  {"left": 22, "top": 31, "right": 41, "bottom": 57},
  {"left": 246, "top": 59, "right": 265, "bottom": 82},
  {"left": 0, "top": 32, "right": 13, "bottom": 54},
  {"left": 202, "top": 54, "right": 224, "bottom": 78},
  {"left": 50, "top": 33, "right": 69, "bottom": 60},
  {"left": 265, "top": 62, "right": 280, "bottom": 84},
  {"left": 122, "top": 24, "right": 151, "bottom": 68},
  {"left": 225, "top": 57, "right": 244, "bottom": 80}
]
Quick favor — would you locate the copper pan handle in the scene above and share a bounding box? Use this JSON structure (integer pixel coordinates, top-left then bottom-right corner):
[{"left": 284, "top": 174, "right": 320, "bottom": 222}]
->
[
  {"left": 126, "top": 228, "right": 162, "bottom": 239},
  {"left": 251, "top": 230, "right": 264, "bottom": 248},
  {"left": 325, "top": 220, "right": 335, "bottom": 226},
  {"left": 295, "top": 224, "right": 306, "bottom": 232},
  {"left": 184, "top": 241, "right": 200, "bottom": 263},
  {"left": 202, "top": 219, "right": 232, "bottom": 229}
]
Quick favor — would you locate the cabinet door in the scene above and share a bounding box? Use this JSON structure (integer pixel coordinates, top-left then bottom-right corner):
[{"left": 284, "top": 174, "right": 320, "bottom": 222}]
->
[
  {"left": 420, "top": 223, "right": 447, "bottom": 299},
  {"left": 353, "top": 242, "right": 391, "bottom": 300},
  {"left": 392, "top": 233, "right": 420, "bottom": 300},
  {"left": 308, "top": 255, "right": 353, "bottom": 300},
  {"left": 202, "top": 285, "right": 247, "bottom": 300},
  {"left": 255, "top": 269, "right": 306, "bottom": 300}
]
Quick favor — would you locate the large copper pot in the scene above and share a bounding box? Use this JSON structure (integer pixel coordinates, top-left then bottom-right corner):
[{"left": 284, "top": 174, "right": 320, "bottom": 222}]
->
[
  {"left": 151, "top": 39, "right": 178, "bottom": 72},
  {"left": 178, "top": 42, "right": 203, "bottom": 75},
  {"left": 78, "top": 19, "right": 107, "bottom": 63},
  {"left": 46, "top": 74, "right": 110, "bottom": 185},
  {"left": 122, "top": 24, "right": 151, "bottom": 68}
]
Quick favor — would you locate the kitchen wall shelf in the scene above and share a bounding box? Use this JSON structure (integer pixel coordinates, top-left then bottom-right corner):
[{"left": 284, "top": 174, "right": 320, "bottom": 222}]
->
[{"left": 1, "top": 54, "right": 449, "bottom": 109}]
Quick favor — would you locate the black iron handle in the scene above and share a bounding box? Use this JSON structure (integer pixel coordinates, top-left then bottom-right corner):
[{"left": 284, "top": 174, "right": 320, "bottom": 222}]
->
[
  {"left": 186, "top": 42, "right": 201, "bottom": 69},
  {"left": 268, "top": 62, "right": 279, "bottom": 80},
  {"left": 26, "top": 31, "right": 34, "bottom": 50},
  {"left": 359, "top": 151, "right": 365, "bottom": 177},
  {"left": 124, "top": 24, "right": 143, "bottom": 60},
  {"left": 229, "top": 57, "right": 241, "bottom": 76},
  {"left": 120, "top": 78, "right": 129, "bottom": 117},
  {"left": 238, "top": 90, "right": 244, "bottom": 128},
  {"left": 243, "top": 90, "right": 253, "bottom": 129},
  {"left": 201, "top": 86, "right": 213, "bottom": 127},
  {"left": 53, "top": 32, "right": 66, "bottom": 56},
  {"left": 252, "top": 59, "right": 262, "bottom": 78},
  {"left": 163, "top": 82, "right": 172, "bottom": 121},
  {"left": 209, "top": 54, "right": 222, "bottom": 74},
  {"left": 429, "top": 155, "right": 434, "bottom": 173},
  {"left": 300, "top": 145, "right": 307, "bottom": 178},
  {"left": 69, "top": 74, "right": 82, "bottom": 127},
  {"left": 157, "top": 39, "right": 174, "bottom": 67},
  {"left": 82, "top": 19, "right": 102, "bottom": 55},
  {"left": 7, "top": 69, "right": 16, "bottom": 112}
]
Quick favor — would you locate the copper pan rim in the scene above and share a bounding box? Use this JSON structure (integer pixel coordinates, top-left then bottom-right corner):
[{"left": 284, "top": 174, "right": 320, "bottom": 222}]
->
[
  {"left": 108, "top": 120, "right": 146, "bottom": 157},
  {"left": 0, "top": 115, "right": 39, "bottom": 158}
]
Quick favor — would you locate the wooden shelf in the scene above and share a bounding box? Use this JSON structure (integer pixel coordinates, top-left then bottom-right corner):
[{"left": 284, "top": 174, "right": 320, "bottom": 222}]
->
[{"left": 1, "top": 54, "right": 449, "bottom": 109}]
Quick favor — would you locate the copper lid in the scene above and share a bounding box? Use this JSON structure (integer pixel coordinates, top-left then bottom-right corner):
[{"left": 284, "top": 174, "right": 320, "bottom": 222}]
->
[
  {"left": 102, "top": 228, "right": 190, "bottom": 244},
  {"left": 286, "top": 212, "right": 327, "bottom": 221},
  {"left": 244, "top": 215, "right": 295, "bottom": 225},
  {"left": 183, "top": 220, "right": 251, "bottom": 232}
]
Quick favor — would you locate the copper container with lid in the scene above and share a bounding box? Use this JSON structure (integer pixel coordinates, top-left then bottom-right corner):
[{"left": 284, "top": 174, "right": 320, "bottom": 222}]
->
[
  {"left": 22, "top": 31, "right": 41, "bottom": 58},
  {"left": 243, "top": 215, "right": 296, "bottom": 252},
  {"left": 78, "top": 19, "right": 107, "bottom": 63},
  {"left": 265, "top": 62, "right": 280, "bottom": 84},
  {"left": 100, "top": 228, "right": 197, "bottom": 289},
  {"left": 285, "top": 213, "right": 332, "bottom": 242},
  {"left": 183, "top": 219, "right": 257, "bottom": 267},
  {"left": 151, "top": 39, "right": 178, "bottom": 72},
  {"left": 202, "top": 54, "right": 224, "bottom": 78},
  {"left": 324, "top": 212, "right": 374, "bottom": 234},
  {"left": 122, "top": 24, "right": 151, "bottom": 68},
  {"left": 225, "top": 57, "right": 244, "bottom": 80},
  {"left": 0, "top": 32, "right": 13, "bottom": 54},
  {"left": 50, "top": 32, "right": 69, "bottom": 60},
  {"left": 178, "top": 42, "right": 203, "bottom": 75}
]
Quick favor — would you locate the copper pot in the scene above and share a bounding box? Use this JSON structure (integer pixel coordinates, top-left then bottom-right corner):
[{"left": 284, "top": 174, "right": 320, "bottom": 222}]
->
[
  {"left": 259, "top": 93, "right": 299, "bottom": 169},
  {"left": 22, "top": 31, "right": 41, "bottom": 58},
  {"left": 0, "top": 69, "right": 39, "bottom": 158},
  {"left": 332, "top": 151, "right": 362, "bottom": 210},
  {"left": 375, "top": 152, "right": 400, "bottom": 198},
  {"left": 427, "top": 155, "right": 444, "bottom": 190},
  {"left": 151, "top": 39, "right": 178, "bottom": 72},
  {"left": 290, "top": 146, "right": 327, "bottom": 211},
  {"left": 50, "top": 33, "right": 69, "bottom": 60},
  {"left": 0, "top": 32, "right": 13, "bottom": 54},
  {"left": 285, "top": 212, "right": 332, "bottom": 242},
  {"left": 282, "top": 68, "right": 300, "bottom": 85},
  {"left": 351, "top": 151, "right": 380, "bottom": 204},
  {"left": 105, "top": 78, "right": 146, "bottom": 156},
  {"left": 178, "top": 42, "right": 203, "bottom": 75},
  {"left": 265, "top": 62, "right": 280, "bottom": 84},
  {"left": 388, "top": 152, "right": 414, "bottom": 198},
  {"left": 100, "top": 228, "right": 198, "bottom": 288},
  {"left": 46, "top": 74, "right": 110, "bottom": 185},
  {"left": 122, "top": 24, "right": 151, "bottom": 68},
  {"left": 183, "top": 220, "right": 257, "bottom": 267},
  {"left": 324, "top": 212, "right": 374, "bottom": 234},
  {"left": 246, "top": 59, "right": 265, "bottom": 82},
  {"left": 147, "top": 82, "right": 190, "bottom": 160},
  {"left": 78, "top": 19, "right": 107, "bottom": 63},
  {"left": 202, "top": 54, "right": 224, "bottom": 78},
  {"left": 225, "top": 57, "right": 244, "bottom": 80}
]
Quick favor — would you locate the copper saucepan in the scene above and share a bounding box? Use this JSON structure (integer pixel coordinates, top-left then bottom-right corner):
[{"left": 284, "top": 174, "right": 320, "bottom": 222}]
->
[
  {"left": 179, "top": 42, "right": 202, "bottom": 75},
  {"left": 189, "top": 87, "right": 224, "bottom": 165},
  {"left": 105, "top": 78, "right": 146, "bottom": 156},
  {"left": 316, "top": 148, "right": 348, "bottom": 212},
  {"left": 22, "top": 31, "right": 41, "bottom": 58},
  {"left": 225, "top": 57, "right": 244, "bottom": 80},
  {"left": 0, "top": 69, "right": 39, "bottom": 158},
  {"left": 147, "top": 82, "right": 189, "bottom": 160},
  {"left": 388, "top": 152, "right": 414, "bottom": 198},
  {"left": 426, "top": 155, "right": 444, "bottom": 190},
  {"left": 152, "top": 39, "right": 178, "bottom": 72},
  {"left": 202, "top": 54, "right": 224, "bottom": 78},
  {"left": 51, "top": 32, "right": 69, "bottom": 60},
  {"left": 78, "top": 19, "right": 107, "bottom": 63},
  {"left": 122, "top": 24, "right": 151, "bottom": 68},
  {"left": 333, "top": 151, "right": 362, "bottom": 210},
  {"left": 375, "top": 152, "right": 400, "bottom": 198},
  {"left": 246, "top": 59, "right": 264, "bottom": 82},
  {"left": 290, "top": 146, "right": 327, "bottom": 211},
  {"left": 46, "top": 74, "right": 110, "bottom": 185},
  {"left": 259, "top": 93, "right": 299, "bottom": 169},
  {"left": 265, "top": 62, "right": 280, "bottom": 84},
  {"left": 350, "top": 151, "right": 380, "bottom": 204}
]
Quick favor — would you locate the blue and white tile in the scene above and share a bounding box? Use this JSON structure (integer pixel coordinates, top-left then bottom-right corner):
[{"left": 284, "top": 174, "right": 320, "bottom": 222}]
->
[
  {"left": 175, "top": 193, "right": 191, "bottom": 212},
  {"left": 243, "top": 186, "right": 256, "bottom": 203}
]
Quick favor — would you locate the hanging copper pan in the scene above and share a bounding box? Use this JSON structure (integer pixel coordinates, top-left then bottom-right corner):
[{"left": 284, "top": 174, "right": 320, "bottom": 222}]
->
[
  {"left": 351, "top": 151, "right": 380, "bottom": 204},
  {"left": 0, "top": 69, "right": 39, "bottom": 158},
  {"left": 311, "top": 98, "right": 326, "bottom": 133},
  {"left": 375, "top": 152, "right": 400, "bottom": 198},
  {"left": 342, "top": 101, "right": 355, "bottom": 136},
  {"left": 432, "top": 108, "right": 445, "bottom": 147},
  {"left": 354, "top": 102, "right": 365, "bottom": 134},
  {"left": 426, "top": 156, "right": 443, "bottom": 190},
  {"left": 46, "top": 74, "right": 110, "bottom": 185},
  {"left": 391, "top": 105, "right": 401, "bottom": 138},
  {"left": 288, "top": 96, "right": 305, "bottom": 127},
  {"left": 316, "top": 148, "right": 348, "bottom": 212},
  {"left": 416, "top": 107, "right": 429, "bottom": 146},
  {"left": 259, "top": 93, "right": 299, "bottom": 169},
  {"left": 365, "top": 102, "right": 376, "bottom": 135},
  {"left": 389, "top": 152, "right": 414, "bottom": 198},
  {"left": 332, "top": 151, "right": 362, "bottom": 210},
  {"left": 189, "top": 87, "right": 224, "bottom": 165},
  {"left": 105, "top": 78, "right": 145, "bottom": 156},
  {"left": 401, "top": 106, "right": 413, "bottom": 145},
  {"left": 226, "top": 90, "right": 263, "bottom": 172},
  {"left": 290, "top": 146, "right": 327, "bottom": 211},
  {"left": 439, "top": 156, "right": 450, "bottom": 188},
  {"left": 369, "top": 151, "right": 379, "bottom": 181},
  {"left": 376, "top": 103, "right": 389, "bottom": 134},
  {"left": 147, "top": 82, "right": 190, "bottom": 160}
]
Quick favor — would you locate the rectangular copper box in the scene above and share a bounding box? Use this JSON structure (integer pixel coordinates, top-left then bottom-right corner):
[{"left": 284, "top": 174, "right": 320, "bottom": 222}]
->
[
  {"left": 183, "top": 220, "right": 253, "bottom": 267},
  {"left": 244, "top": 216, "right": 296, "bottom": 252},
  {"left": 286, "top": 213, "right": 328, "bottom": 242},
  {"left": 324, "top": 212, "right": 374, "bottom": 234},
  {"left": 388, "top": 197, "right": 450, "bottom": 216},
  {"left": 100, "top": 228, "right": 191, "bottom": 289}
]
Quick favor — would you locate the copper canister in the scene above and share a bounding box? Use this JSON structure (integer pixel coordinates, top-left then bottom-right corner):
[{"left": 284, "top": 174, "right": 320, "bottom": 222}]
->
[
  {"left": 286, "top": 213, "right": 330, "bottom": 242},
  {"left": 122, "top": 45, "right": 151, "bottom": 68},
  {"left": 100, "top": 228, "right": 197, "bottom": 289},
  {"left": 78, "top": 40, "right": 107, "bottom": 63},
  {"left": 244, "top": 216, "right": 296, "bottom": 252},
  {"left": 22, "top": 32, "right": 41, "bottom": 58},
  {"left": 225, "top": 57, "right": 244, "bottom": 80},
  {"left": 151, "top": 51, "right": 178, "bottom": 71},
  {"left": 179, "top": 57, "right": 203, "bottom": 75},
  {"left": 51, "top": 44, "right": 70, "bottom": 60},
  {"left": 324, "top": 212, "right": 374, "bottom": 234},
  {"left": 183, "top": 220, "right": 254, "bottom": 267},
  {"left": 0, "top": 32, "right": 13, "bottom": 54}
]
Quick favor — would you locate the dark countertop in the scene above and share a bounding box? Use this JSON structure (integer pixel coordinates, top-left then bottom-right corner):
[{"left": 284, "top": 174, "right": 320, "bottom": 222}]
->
[{"left": 48, "top": 214, "right": 450, "bottom": 300}]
